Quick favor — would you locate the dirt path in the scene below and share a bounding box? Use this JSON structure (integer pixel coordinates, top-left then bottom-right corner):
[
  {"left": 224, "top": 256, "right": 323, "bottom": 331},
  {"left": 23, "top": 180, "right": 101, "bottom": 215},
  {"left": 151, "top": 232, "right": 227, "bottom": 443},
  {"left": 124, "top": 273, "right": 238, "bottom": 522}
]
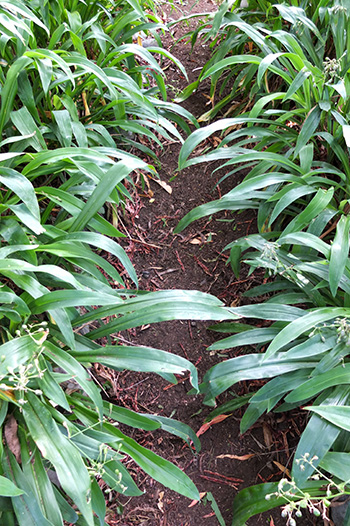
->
[{"left": 98, "top": 3, "right": 319, "bottom": 525}]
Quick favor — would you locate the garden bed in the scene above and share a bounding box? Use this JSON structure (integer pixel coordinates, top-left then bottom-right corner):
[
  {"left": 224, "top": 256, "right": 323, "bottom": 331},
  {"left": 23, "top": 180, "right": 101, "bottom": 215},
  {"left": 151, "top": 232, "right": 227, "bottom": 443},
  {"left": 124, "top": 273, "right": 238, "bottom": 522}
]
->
[{"left": 96, "top": 3, "right": 321, "bottom": 524}]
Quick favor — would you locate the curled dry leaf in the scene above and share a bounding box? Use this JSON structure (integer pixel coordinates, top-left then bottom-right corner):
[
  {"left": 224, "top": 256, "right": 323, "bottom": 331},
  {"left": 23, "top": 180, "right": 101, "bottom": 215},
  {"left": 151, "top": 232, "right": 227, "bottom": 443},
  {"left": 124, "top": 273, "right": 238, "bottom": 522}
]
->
[
  {"left": 152, "top": 178, "right": 172, "bottom": 194},
  {"left": 4, "top": 414, "right": 21, "bottom": 462},
  {"left": 262, "top": 422, "right": 273, "bottom": 450},
  {"left": 216, "top": 453, "right": 255, "bottom": 461},
  {"left": 272, "top": 461, "right": 291, "bottom": 478},
  {"left": 196, "top": 414, "right": 230, "bottom": 438},
  {"left": 157, "top": 490, "right": 164, "bottom": 512},
  {"left": 188, "top": 492, "right": 207, "bottom": 507}
]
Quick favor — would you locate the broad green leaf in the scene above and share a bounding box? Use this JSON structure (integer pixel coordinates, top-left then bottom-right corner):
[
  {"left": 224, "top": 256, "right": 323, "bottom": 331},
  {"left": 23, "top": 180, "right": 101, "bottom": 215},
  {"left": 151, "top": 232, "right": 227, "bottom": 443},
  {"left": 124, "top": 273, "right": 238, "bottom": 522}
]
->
[
  {"left": 230, "top": 303, "right": 305, "bottom": 322},
  {"left": 29, "top": 290, "right": 123, "bottom": 314},
  {"left": 43, "top": 342, "right": 103, "bottom": 418},
  {"left": 278, "top": 232, "right": 330, "bottom": 257},
  {"left": 264, "top": 307, "right": 350, "bottom": 360},
  {"left": 257, "top": 52, "right": 304, "bottom": 87},
  {"left": 22, "top": 394, "right": 93, "bottom": 526},
  {"left": 320, "top": 452, "right": 350, "bottom": 483},
  {"left": 8, "top": 203, "right": 44, "bottom": 235},
  {"left": 0, "top": 259, "right": 84, "bottom": 289},
  {"left": 232, "top": 480, "right": 326, "bottom": 526},
  {"left": 0, "top": 1, "right": 48, "bottom": 33},
  {"left": 283, "top": 68, "right": 311, "bottom": 101},
  {"left": 21, "top": 443, "right": 63, "bottom": 526},
  {"left": 72, "top": 290, "right": 237, "bottom": 339},
  {"left": 200, "top": 55, "right": 260, "bottom": 81},
  {"left": 200, "top": 354, "right": 318, "bottom": 406},
  {"left": 292, "top": 386, "right": 350, "bottom": 485},
  {"left": 40, "top": 364, "right": 70, "bottom": 411},
  {"left": 241, "top": 398, "right": 279, "bottom": 433},
  {"left": 52, "top": 486, "right": 78, "bottom": 523},
  {"left": 52, "top": 110, "right": 73, "bottom": 147},
  {"left": 69, "top": 159, "right": 145, "bottom": 233},
  {"left": 269, "top": 186, "right": 316, "bottom": 225},
  {"left": 294, "top": 106, "right": 321, "bottom": 158},
  {"left": 0, "top": 475, "right": 24, "bottom": 497},
  {"left": 282, "top": 187, "right": 334, "bottom": 236},
  {"left": 71, "top": 345, "right": 199, "bottom": 392},
  {"left": 91, "top": 479, "right": 105, "bottom": 526},
  {"left": 2, "top": 450, "right": 53, "bottom": 526},
  {"left": 144, "top": 414, "right": 201, "bottom": 452},
  {"left": 11, "top": 106, "right": 46, "bottom": 151},
  {"left": 0, "top": 55, "right": 32, "bottom": 135},
  {"left": 103, "top": 402, "right": 160, "bottom": 431},
  {"left": 36, "top": 57, "right": 53, "bottom": 95},
  {"left": 0, "top": 291, "right": 30, "bottom": 316},
  {"left": 343, "top": 124, "right": 350, "bottom": 147},
  {"left": 74, "top": 403, "right": 200, "bottom": 500},
  {"left": 101, "top": 459, "right": 142, "bottom": 497},
  {"left": 0, "top": 335, "right": 42, "bottom": 378},
  {"left": 208, "top": 327, "right": 280, "bottom": 351},
  {"left": 37, "top": 188, "right": 123, "bottom": 238},
  {"left": 329, "top": 215, "right": 350, "bottom": 296},
  {"left": 35, "top": 242, "right": 123, "bottom": 286},
  {"left": 284, "top": 334, "right": 336, "bottom": 360},
  {"left": 306, "top": 405, "right": 350, "bottom": 432},
  {"left": 251, "top": 370, "right": 312, "bottom": 403},
  {"left": 178, "top": 117, "right": 269, "bottom": 170},
  {"left": 0, "top": 167, "right": 40, "bottom": 221},
  {"left": 56, "top": 232, "right": 138, "bottom": 286}
]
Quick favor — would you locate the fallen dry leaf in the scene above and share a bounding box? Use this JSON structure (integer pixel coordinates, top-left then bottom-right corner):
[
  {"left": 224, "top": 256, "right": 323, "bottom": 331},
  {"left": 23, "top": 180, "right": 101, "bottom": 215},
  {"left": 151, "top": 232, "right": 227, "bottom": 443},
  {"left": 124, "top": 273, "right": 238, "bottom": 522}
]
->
[
  {"left": 157, "top": 491, "right": 164, "bottom": 512},
  {"left": 153, "top": 178, "right": 172, "bottom": 194},
  {"left": 230, "top": 298, "right": 241, "bottom": 307},
  {"left": 196, "top": 414, "right": 230, "bottom": 438},
  {"left": 4, "top": 414, "right": 21, "bottom": 462},
  {"left": 189, "top": 238, "right": 202, "bottom": 245},
  {"left": 273, "top": 461, "right": 291, "bottom": 478},
  {"left": 216, "top": 453, "right": 255, "bottom": 461},
  {"left": 188, "top": 492, "right": 207, "bottom": 507},
  {"left": 262, "top": 422, "right": 273, "bottom": 450}
]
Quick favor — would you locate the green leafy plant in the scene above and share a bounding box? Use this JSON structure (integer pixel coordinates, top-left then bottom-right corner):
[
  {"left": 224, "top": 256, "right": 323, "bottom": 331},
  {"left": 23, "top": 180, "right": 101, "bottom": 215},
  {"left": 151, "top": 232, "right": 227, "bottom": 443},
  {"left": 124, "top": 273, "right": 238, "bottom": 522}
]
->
[
  {"left": 0, "top": 0, "right": 239, "bottom": 524},
  {"left": 174, "top": 1, "right": 350, "bottom": 524}
]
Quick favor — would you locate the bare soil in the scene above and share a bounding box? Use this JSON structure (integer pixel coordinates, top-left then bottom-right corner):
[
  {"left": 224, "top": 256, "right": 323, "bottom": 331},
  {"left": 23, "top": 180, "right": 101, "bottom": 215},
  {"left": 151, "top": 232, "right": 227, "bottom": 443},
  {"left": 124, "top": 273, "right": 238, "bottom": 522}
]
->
[{"left": 95, "top": 3, "right": 322, "bottom": 525}]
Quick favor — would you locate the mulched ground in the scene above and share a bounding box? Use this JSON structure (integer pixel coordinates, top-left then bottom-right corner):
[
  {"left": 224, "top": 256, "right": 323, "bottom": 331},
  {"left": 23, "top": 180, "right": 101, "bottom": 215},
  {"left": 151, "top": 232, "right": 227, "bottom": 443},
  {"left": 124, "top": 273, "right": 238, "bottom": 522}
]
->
[{"left": 93, "top": 3, "right": 323, "bottom": 525}]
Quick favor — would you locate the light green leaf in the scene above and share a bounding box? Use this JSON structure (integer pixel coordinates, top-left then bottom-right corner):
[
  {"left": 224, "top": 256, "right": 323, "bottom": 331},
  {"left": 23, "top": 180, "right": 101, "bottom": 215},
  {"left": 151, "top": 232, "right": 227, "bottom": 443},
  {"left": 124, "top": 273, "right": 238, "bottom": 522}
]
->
[
  {"left": 264, "top": 307, "right": 350, "bottom": 360},
  {"left": 305, "top": 405, "right": 350, "bottom": 432},
  {"left": 329, "top": 215, "right": 350, "bottom": 296},
  {"left": 72, "top": 345, "right": 199, "bottom": 392},
  {"left": 43, "top": 342, "right": 103, "bottom": 418},
  {"left": 0, "top": 475, "right": 24, "bottom": 497},
  {"left": 294, "top": 106, "right": 321, "bottom": 158},
  {"left": 232, "top": 480, "right": 326, "bottom": 526},
  {"left": 22, "top": 394, "right": 93, "bottom": 526},
  {"left": 69, "top": 159, "right": 145, "bottom": 233}
]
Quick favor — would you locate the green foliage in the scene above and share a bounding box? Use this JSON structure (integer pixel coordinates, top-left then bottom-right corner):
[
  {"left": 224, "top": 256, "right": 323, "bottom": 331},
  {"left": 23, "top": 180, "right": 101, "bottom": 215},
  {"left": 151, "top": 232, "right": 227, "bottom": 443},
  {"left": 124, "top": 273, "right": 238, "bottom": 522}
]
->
[
  {"left": 176, "top": 0, "right": 350, "bottom": 523},
  {"left": 0, "top": 0, "right": 226, "bottom": 524}
]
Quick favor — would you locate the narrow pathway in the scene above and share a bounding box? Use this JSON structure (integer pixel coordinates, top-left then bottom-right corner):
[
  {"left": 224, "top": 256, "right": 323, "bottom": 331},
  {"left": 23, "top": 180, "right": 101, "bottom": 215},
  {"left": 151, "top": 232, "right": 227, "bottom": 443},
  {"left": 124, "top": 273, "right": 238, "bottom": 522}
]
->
[{"left": 101, "top": 3, "right": 319, "bottom": 525}]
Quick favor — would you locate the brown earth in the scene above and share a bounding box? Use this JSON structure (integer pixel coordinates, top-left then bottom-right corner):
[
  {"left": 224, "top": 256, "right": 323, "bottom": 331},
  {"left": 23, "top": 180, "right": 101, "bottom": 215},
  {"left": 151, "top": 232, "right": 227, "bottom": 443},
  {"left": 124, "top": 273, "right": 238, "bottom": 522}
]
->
[{"left": 94, "top": 3, "right": 323, "bottom": 525}]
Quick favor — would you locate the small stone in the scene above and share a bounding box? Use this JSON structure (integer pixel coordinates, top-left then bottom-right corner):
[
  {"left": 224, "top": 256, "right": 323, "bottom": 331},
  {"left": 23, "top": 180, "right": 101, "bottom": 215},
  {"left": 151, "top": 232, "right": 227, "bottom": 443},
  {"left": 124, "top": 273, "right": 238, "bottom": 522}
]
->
[
  {"left": 190, "top": 321, "right": 197, "bottom": 327},
  {"left": 142, "top": 270, "right": 150, "bottom": 279}
]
